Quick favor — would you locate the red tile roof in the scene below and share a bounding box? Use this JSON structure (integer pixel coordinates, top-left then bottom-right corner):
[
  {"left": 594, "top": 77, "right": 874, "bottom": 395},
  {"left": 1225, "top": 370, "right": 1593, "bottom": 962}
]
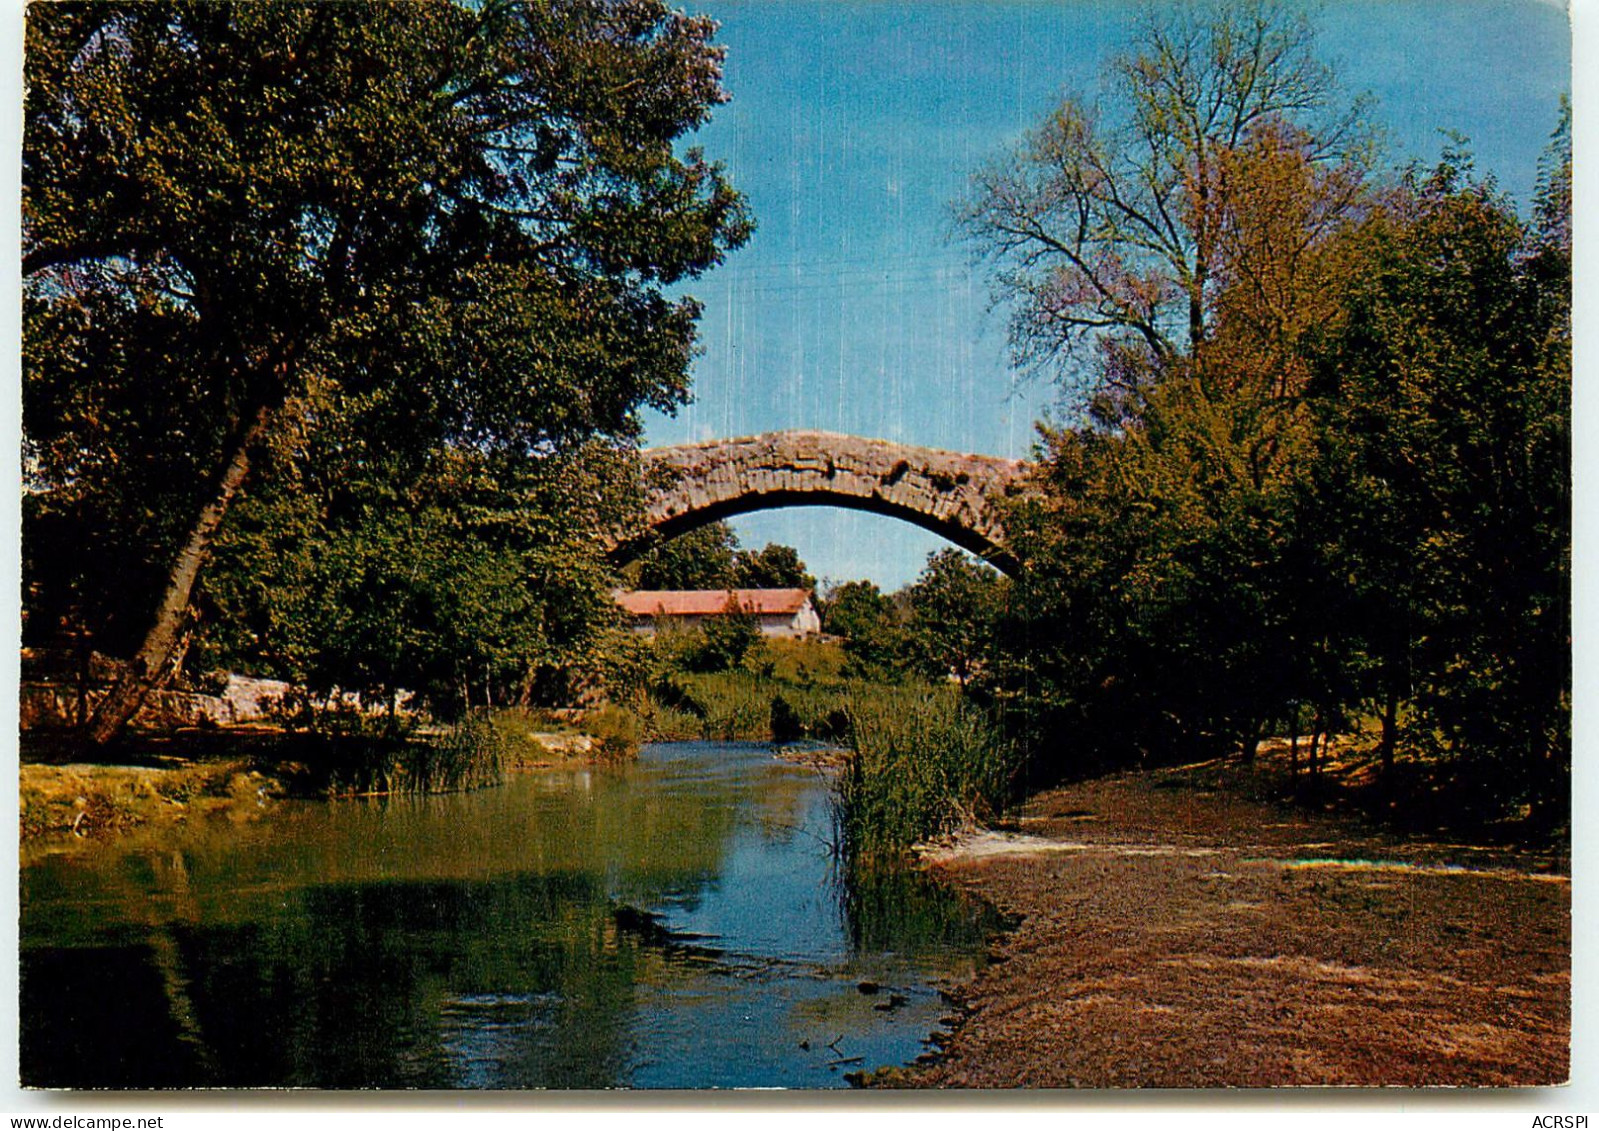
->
[{"left": 615, "top": 588, "right": 814, "bottom": 618}]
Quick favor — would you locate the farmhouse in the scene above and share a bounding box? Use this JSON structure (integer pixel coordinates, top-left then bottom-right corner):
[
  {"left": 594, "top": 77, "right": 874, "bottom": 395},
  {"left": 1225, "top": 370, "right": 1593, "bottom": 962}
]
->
[{"left": 615, "top": 589, "right": 822, "bottom": 639}]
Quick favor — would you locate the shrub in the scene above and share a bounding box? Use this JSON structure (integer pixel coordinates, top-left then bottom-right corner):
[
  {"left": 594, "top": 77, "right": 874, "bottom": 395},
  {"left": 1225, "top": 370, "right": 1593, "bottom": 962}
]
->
[
  {"left": 836, "top": 691, "right": 1019, "bottom": 861},
  {"left": 585, "top": 704, "right": 642, "bottom": 762},
  {"left": 770, "top": 693, "right": 803, "bottom": 743},
  {"left": 316, "top": 712, "right": 505, "bottom": 796},
  {"left": 680, "top": 601, "right": 764, "bottom": 673}
]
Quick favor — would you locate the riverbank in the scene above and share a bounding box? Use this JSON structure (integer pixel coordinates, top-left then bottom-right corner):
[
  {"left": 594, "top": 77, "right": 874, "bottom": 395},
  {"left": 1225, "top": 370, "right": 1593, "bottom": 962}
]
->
[
  {"left": 17, "top": 720, "right": 608, "bottom": 847},
  {"left": 19, "top": 756, "right": 285, "bottom": 844},
  {"left": 889, "top": 754, "right": 1569, "bottom": 1088}
]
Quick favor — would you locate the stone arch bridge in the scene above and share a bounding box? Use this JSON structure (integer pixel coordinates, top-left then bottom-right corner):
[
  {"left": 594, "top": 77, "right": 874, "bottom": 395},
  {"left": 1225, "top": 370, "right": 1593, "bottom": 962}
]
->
[{"left": 610, "top": 430, "right": 1035, "bottom": 575}]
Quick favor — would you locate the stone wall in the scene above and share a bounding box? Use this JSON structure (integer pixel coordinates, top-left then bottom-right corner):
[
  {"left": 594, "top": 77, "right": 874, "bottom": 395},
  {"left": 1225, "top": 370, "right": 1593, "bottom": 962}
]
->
[{"left": 19, "top": 664, "right": 298, "bottom": 733}]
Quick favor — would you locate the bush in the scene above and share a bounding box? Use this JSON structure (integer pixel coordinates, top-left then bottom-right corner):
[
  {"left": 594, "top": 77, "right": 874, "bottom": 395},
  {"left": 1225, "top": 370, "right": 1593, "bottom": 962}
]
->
[
  {"left": 680, "top": 603, "right": 764, "bottom": 673},
  {"left": 770, "top": 694, "right": 803, "bottom": 743},
  {"left": 315, "top": 712, "right": 505, "bottom": 796},
  {"left": 836, "top": 691, "right": 1019, "bottom": 861},
  {"left": 584, "top": 704, "right": 642, "bottom": 762}
]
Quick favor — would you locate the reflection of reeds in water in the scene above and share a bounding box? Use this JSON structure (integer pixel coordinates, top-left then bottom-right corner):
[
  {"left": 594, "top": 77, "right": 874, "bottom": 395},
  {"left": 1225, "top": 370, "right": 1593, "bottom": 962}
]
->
[{"left": 833, "top": 854, "right": 1013, "bottom": 957}]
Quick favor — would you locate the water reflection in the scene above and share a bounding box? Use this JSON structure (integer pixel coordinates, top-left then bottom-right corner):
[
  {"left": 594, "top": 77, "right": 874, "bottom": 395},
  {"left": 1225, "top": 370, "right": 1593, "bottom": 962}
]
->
[{"left": 21, "top": 742, "right": 1002, "bottom": 1089}]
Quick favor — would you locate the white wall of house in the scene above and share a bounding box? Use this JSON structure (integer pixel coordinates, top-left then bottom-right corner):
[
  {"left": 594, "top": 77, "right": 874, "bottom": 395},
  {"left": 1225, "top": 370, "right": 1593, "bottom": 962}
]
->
[{"left": 630, "top": 598, "right": 822, "bottom": 639}]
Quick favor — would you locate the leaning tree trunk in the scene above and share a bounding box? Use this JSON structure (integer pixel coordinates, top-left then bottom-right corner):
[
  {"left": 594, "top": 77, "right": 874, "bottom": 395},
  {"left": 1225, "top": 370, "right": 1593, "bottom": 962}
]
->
[{"left": 83, "top": 403, "right": 276, "bottom": 748}]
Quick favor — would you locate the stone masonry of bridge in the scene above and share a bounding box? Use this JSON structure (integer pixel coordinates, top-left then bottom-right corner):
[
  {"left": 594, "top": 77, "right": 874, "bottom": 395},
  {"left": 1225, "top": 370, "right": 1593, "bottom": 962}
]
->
[{"left": 612, "top": 430, "right": 1034, "bottom": 574}]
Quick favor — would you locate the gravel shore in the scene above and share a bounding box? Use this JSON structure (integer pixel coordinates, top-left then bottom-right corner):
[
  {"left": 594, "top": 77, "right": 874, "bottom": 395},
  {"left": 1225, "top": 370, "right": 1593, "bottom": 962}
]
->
[{"left": 900, "top": 759, "right": 1569, "bottom": 1088}]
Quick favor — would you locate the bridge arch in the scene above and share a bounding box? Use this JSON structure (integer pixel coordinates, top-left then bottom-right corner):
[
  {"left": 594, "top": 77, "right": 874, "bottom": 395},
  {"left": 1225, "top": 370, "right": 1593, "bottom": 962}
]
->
[{"left": 613, "top": 431, "right": 1032, "bottom": 575}]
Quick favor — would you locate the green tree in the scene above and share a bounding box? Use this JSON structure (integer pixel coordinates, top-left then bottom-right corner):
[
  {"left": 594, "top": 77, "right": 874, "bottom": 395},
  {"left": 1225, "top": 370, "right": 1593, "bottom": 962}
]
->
[
  {"left": 732, "top": 542, "right": 816, "bottom": 591},
  {"left": 905, "top": 550, "right": 1004, "bottom": 691},
  {"left": 630, "top": 527, "right": 814, "bottom": 592},
  {"left": 823, "top": 580, "right": 910, "bottom": 680},
  {"left": 23, "top": 0, "right": 751, "bottom": 744},
  {"left": 955, "top": 0, "right": 1380, "bottom": 780},
  {"left": 1304, "top": 137, "right": 1570, "bottom": 812},
  {"left": 631, "top": 522, "right": 740, "bottom": 590},
  {"left": 681, "top": 597, "right": 763, "bottom": 674},
  {"left": 195, "top": 388, "right": 641, "bottom": 715}
]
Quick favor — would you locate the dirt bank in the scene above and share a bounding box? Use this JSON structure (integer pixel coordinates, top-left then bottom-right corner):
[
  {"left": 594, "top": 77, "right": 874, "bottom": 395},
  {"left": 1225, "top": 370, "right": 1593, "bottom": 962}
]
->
[
  {"left": 19, "top": 757, "right": 285, "bottom": 847},
  {"left": 895, "top": 758, "right": 1569, "bottom": 1089},
  {"left": 18, "top": 723, "right": 612, "bottom": 848}
]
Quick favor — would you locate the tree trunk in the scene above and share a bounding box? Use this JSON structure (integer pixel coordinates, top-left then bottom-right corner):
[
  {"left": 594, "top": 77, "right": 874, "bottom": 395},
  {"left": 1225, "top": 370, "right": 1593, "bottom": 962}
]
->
[
  {"left": 1378, "top": 682, "right": 1399, "bottom": 780},
  {"left": 83, "top": 402, "right": 276, "bottom": 748},
  {"left": 1240, "top": 717, "right": 1261, "bottom": 765},
  {"left": 73, "top": 616, "right": 90, "bottom": 729},
  {"left": 1288, "top": 702, "right": 1300, "bottom": 779},
  {"left": 1308, "top": 706, "right": 1326, "bottom": 789}
]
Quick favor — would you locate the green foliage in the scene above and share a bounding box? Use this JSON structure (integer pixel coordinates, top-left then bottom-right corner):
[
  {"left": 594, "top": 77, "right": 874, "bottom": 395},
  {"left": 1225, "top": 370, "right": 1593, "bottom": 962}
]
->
[
  {"left": 305, "top": 714, "right": 507, "bottom": 798},
  {"left": 1300, "top": 144, "right": 1570, "bottom": 812},
  {"left": 196, "top": 415, "right": 636, "bottom": 716},
  {"left": 631, "top": 522, "right": 740, "bottom": 590},
  {"left": 769, "top": 694, "right": 804, "bottom": 744},
  {"left": 641, "top": 638, "right": 857, "bottom": 743},
  {"left": 937, "top": 1, "right": 1570, "bottom": 833},
  {"left": 976, "top": 128, "right": 1569, "bottom": 827},
  {"left": 629, "top": 523, "right": 815, "bottom": 592},
  {"left": 583, "top": 705, "right": 643, "bottom": 762},
  {"left": 22, "top": 0, "right": 751, "bottom": 739},
  {"left": 903, "top": 549, "right": 1004, "bottom": 688},
  {"left": 677, "top": 598, "right": 764, "bottom": 674},
  {"left": 488, "top": 708, "right": 565, "bottom": 765},
  {"left": 761, "top": 637, "right": 851, "bottom": 685},
  {"left": 824, "top": 556, "right": 1004, "bottom": 689},
  {"left": 822, "top": 580, "right": 911, "bottom": 680},
  {"left": 835, "top": 691, "right": 1019, "bottom": 861},
  {"left": 733, "top": 543, "right": 816, "bottom": 591},
  {"left": 645, "top": 671, "right": 807, "bottom": 742}
]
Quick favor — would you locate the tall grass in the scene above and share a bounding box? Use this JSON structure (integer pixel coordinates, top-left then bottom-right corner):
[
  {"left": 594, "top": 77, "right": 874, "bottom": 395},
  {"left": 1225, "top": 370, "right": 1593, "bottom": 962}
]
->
[
  {"left": 489, "top": 704, "right": 643, "bottom": 764},
  {"left": 639, "top": 637, "right": 1019, "bottom": 859},
  {"left": 836, "top": 690, "right": 1019, "bottom": 861},
  {"left": 312, "top": 713, "right": 507, "bottom": 797},
  {"left": 642, "top": 669, "right": 852, "bottom": 743}
]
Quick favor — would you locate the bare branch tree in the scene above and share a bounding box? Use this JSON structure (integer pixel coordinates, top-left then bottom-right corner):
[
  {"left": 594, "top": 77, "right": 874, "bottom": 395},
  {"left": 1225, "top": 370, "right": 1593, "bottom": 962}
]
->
[{"left": 956, "top": 0, "right": 1374, "bottom": 397}]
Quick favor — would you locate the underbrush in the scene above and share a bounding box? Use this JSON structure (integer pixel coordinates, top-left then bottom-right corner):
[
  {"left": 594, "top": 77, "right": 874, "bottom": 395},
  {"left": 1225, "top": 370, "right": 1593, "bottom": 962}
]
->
[
  {"left": 584, "top": 704, "right": 642, "bottom": 761},
  {"left": 643, "top": 669, "right": 854, "bottom": 743},
  {"left": 639, "top": 637, "right": 855, "bottom": 742},
  {"left": 489, "top": 708, "right": 569, "bottom": 765},
  {"left": 640, "top": 637, "right": 1022, "bottom": 859},
  {"left": 1243, "top": 731, "right": 1570, "bottom": 847}
]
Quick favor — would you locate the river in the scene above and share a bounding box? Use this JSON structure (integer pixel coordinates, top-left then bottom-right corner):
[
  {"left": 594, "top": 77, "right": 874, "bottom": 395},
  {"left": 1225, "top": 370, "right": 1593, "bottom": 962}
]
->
[{"left": 19, "top": 741, "right": 1003, "bottom": 1089}]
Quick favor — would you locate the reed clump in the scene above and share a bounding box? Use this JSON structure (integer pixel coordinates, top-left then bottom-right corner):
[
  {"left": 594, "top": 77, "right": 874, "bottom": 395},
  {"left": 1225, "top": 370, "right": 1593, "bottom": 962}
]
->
[
  {"left": 307, "top": 713, "right": 506, "bottom": 797},
  {"left": 836, "top": 691, "right": 1019, "bottom": 861}
]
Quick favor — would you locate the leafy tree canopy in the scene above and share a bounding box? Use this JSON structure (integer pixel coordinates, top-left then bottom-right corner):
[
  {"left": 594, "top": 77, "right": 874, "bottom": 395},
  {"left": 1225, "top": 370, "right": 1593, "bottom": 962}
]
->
[
  {"left": 23, "top": 0, "right": 752, "bottom": 741},
  {"left": 631, "top": 522, "right": 739, "bottom": 590},
  {"left": 733, "top": 542, "right": 816, "bottom": 591},
  {"left": 630, "top": 523, "right": 815, "bottom": 592},
  {"left": 904, "top": 550, "right": 1004, "bottom": 690}
]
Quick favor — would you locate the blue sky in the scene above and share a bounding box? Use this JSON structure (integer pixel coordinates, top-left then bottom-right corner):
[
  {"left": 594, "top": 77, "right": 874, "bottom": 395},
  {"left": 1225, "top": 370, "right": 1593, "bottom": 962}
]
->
[{"left": 641, "top": 0, "right": 1571, "bottom": 591}]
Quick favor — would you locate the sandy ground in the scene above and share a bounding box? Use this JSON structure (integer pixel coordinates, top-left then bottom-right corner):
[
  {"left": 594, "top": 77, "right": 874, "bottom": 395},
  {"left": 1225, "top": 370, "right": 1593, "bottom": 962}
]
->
[{"left": 900, "top": 759, "right": 1569, "bottom": 1089}]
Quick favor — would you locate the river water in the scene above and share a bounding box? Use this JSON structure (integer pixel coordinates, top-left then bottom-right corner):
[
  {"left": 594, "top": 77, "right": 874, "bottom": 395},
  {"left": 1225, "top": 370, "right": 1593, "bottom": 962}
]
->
[{"left": 20, "top": 741, "right": 1002, "bottom": 1089}]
